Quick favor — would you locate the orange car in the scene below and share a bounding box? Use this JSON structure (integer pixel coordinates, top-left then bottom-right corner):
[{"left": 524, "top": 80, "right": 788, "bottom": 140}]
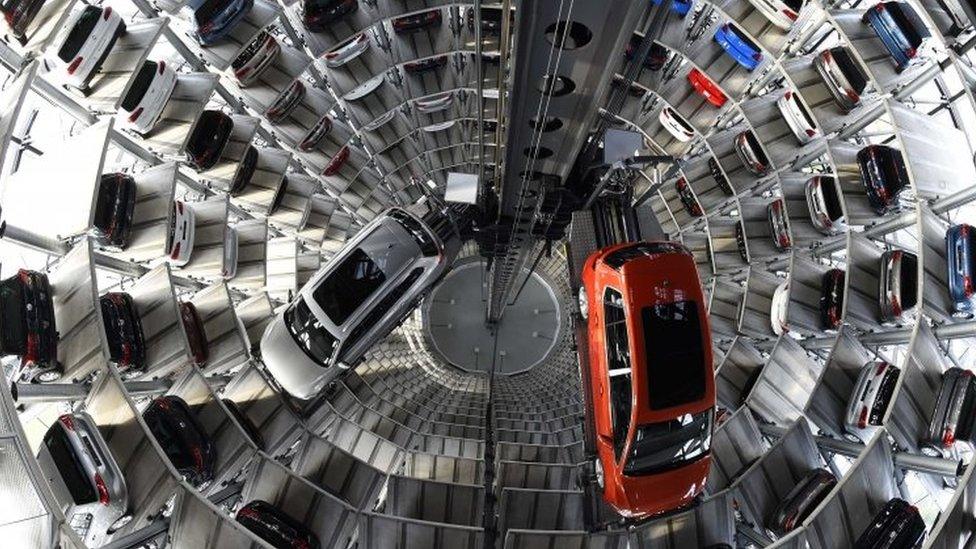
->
[{"left": 578, "top": 241, "right": 715, "bottom": 518}]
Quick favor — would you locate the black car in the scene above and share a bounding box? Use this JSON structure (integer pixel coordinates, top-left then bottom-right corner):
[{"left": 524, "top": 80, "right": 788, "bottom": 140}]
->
[
  {"left": 853, "top": 498, "right": 925, "bottom": 548},
  {"left": 820, "top": 268, "right": 846, "bottom": 330},
  {"left": 709, "top": 157, "right": 734, "bottom": 196},
  {"left": 676, "top": 178, "right": 703, "bottom": 217},
  {"left": 100, "top": 292, "right": 146, "bottom": 372},
  {"left": 269, "top": 176, "right": 288, "bottom": 215},
  {"left": 230, "top": 145, "right": 258, "bottom": 196},
  {"left": 769, "top": 468, "right": 837, "bottom": 537},
  {"left": 236, "top": 500, "right": 319, "bottom": 549},
  {"left": 1, "top": 0, "right": 45, "bottom": 39},
  {"left": 142, "top": 395, "right": 216, "bottom": 487},
  {"left": 735, "top": 221, "right": 749, "bottom": 263},
  {"left": 625, "top": 35, "right": 669, "bottom": 70},
  {"left": 857, "top": 145, "right": 910, "bottom": 216},
  {"left": 93, "top": 173, "right": 137, "bottom": 251},
  {"left": 302, "top": 0, "right": 356, "bottom": 32},
  {"left": 0, "top": 269, "right": 59, "bottom": 382},
  {"left": 186, "top": 110, "right": 233, "bottom": 171},
  {"left": 222, "top": 399, "right": 265, "bottom": 451},
  {"left": 392, "top": 8, "right": 441, "bottom": 34},
  {"left": 925, "top": 367, "right": 976, "bottom": 456}
]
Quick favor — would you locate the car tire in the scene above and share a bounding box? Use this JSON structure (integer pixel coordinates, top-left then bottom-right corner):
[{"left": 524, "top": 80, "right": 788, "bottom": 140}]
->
[
  {"left": 842, "top": 431, "right": 863, "bottom": 444},
  {"left": 920, "top": 444, "right": 943, "bottom": 458},
  {"left": 577, "top": 286, "right": 588, "bottom": 320},
  {"left": 34, "top": 367, "right": 62, "bottom": 383}
]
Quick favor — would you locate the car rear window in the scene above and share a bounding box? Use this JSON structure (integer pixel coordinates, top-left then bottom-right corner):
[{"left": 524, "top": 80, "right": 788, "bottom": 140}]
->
[
  {"left": 831, "top": 47, "right": 868, "bottom": 94},
  {"left": 57, "top": 6, "right": 100, "bottom": 62},
  {"left": 793, "top": 94, "right": 816, "bottom": 128},
  {"left": 0, "top": 277, "right": 25, "bottom": 353},
  {"left": 900, "top": 251, "right": 918, "bottom": 309},
  {"left": 121, "top": 62, "right": 158, "bottom": 112},
  {"left": 888, "top": 2, "right": 929, "bottom": 47},
  {"left": 668, "top": 109, "right": 694, "bottom": 133},
  {"left": 783, "top": 0, "right": 804, "bottom": 11},
  {"left": 729, "top": 24, "right": 761, "bottom": 52},
  {"left": 877, "top": 147, "right": 909, "bottom": 195},
  {"left": 43, "top": 426, "right": 97, "bottom": 505},
  {"left": 194, "top": 0, "right": 233, "bottom": 25},
  {"left": 642, "top": 300, "right": 706, "bottom": 410},
  {"left": 313, "top": 247, "right": 387, "bottom": 324},
  {"left": 624, "top": 408, "right": 712, "bottom": 476},
  {"left": 94, "top": 176, "right": 119, "bottom": 232},
  {"left": 820, "top": 176, "right": 844, "bottom": 220}
]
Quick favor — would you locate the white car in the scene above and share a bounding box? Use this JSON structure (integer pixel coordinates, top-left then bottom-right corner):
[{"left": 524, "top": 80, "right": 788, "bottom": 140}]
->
[
  {"left": 117, "top": 60, "right": 177, "bottom": 135},
  {"left": 325, "top": 32, "right": 370, "bottom": 68},
  {"left": 422, "top": 120, "right": 456, "bottom": 132},
  {"left": 167, "top": 201, "right": 195, "bottom": 267},
  {"left": 415, "top": 92, "right": 453, "bottom": 114},
  {"left": 659, "top": 106, "right": 695, "bottom": 142},
  {"left": 771, "top": 281, "right": 789, "bottom": 336},
  {"left": 844, "top": 361, "right": 900, "bottom": 442},
  {"left": 53, "top": 5, "right": 125, "bottom": 90},
  {"left": 744, "top": 0, "right": 805, "bottom": 30},
  {"left": 343, "top": 73, "right": 383, "bottom": 101},
  {"left": 222, "top": 227, "right": 238, "bottom": 279},
  {"left": 266, "top": 80, "right": 305, "bottom": 123},
  {"left": 299, "top": 115, "right": 332, "bottom": 151},
  {"left": 805, "top": 175, "right": 846, "bottom": 235},
  {"left": 260, "top": 208, "right": 459, "bottom": 399},
  {"left": 232, "top": 29, "right": 279, "bottom": 87},
  {"left": 777, "top": 89, "right": 820, "bottom": 144}
]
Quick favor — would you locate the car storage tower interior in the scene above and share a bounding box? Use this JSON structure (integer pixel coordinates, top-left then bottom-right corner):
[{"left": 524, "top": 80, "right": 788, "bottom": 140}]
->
[{"left": 4, "top": 0, "right": 976, "bottom": 546}]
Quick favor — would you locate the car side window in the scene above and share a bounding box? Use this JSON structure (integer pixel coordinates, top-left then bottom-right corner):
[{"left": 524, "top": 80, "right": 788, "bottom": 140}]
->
[{"left": 604, "top": 287, "right": 632, "bottom": 461}]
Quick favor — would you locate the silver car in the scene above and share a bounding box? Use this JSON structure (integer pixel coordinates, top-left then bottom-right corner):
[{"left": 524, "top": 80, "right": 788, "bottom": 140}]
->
[
  {"left": 37, "top": 413, "right": 130, "bottom": 545},
  {"left": 879, "top": 249, "right": 917, "bottom": 322},
  {"left": 260, "top": 208, "right": 459, "bottom": 399}
]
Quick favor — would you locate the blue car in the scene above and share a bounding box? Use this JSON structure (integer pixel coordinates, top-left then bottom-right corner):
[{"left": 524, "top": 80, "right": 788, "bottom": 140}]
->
[
  {"left": 651, "top": 0, "right": 693, "bottom": 17},
  {"left": 862, "top": 2, "right": 930, "bottom": 72},
  {"left": 947, "top": 224, "right": 975, "bottom": 314},
  {"left": 186, "top": 0, "right": 253, "bottom": 45},
  {"left": 714, "top": 23, "right": 763, "bottom": 71}
]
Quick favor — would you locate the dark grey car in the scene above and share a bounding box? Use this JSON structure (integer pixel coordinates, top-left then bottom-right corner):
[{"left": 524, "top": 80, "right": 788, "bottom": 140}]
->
[
  {"left": 924, "top": 367, "right": 976, "bottom": 456},
  {"left": 768, "top": 468, "right": 837, "bottom": 537}
]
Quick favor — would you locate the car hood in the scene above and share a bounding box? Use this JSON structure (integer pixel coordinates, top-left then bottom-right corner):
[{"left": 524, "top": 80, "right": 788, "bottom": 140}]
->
[
  {"left": 599, "top": 441, "right": 710, "bottom": 518},
  {"left": 259, "top": 315, "right": 334, "bottom": 399}
]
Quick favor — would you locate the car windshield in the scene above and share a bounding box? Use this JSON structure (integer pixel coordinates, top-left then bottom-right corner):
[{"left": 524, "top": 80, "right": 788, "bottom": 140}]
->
[
  {"left": 121, "top": 62, "right": 158, "bottom": 112},
  {"left": 624, "top": 408, "right": 713, "bottom": 476},
  {"left": 284, "top": 298, "right": 338, "bottom": 364},
  {"left": 605, "top": 287, "right": 632, "bottom": 460},
  {"left": 44, "top": 425, "right": 97, "bottom": 505},
  {"left": 642, "top": 300, "right": 706, "bottom": 410},
  {"left": 899, "top": 252, "right": 918, "bottom": 309},
  {"left": 93, "top": 175, "right": 121, "bottom": 233},
  {"left": 313, "top": 247, "right": 388, "bottom": 325},
  {"left": 57, "top": 6, "right": 99, "bottom": 62},
  {"left": 782, "top": 0, "right": 804, "bottom": 10},
  {"left": 888, "top": 2, "right": 928, "bottom": 47},
  {"left": 875, "top": 147, "right": 909, "bottom": 195}
]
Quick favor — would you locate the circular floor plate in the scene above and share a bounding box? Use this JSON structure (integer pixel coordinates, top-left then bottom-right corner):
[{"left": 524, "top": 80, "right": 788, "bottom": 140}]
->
[{"left": 423, "top": 259, "right": 561, "bottom": 375}]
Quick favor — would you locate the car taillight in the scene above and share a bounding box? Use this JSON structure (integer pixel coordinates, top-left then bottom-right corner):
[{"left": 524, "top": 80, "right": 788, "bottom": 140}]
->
[
  {"left": 59, "top": 414, "right": 75, "bottom": 430},
  {"left": 943, "top": 426, "right": 955, "bottom": 447},
  {"left": 94, "top": 473, "right": 110, "bottom": 505},
  {"left": 24, "top": 332, "right": 38, "bottom": 364},
  {"left": 294, "top": 540, "right": 310, "bottom": 549},
  {"left": 806, "top": 129, "right": 816, "bottom": 137},
  {"left": 784, "top": 90, "right": 792, "bottom": 99},
  {"left": 875, "top": 3, "right": 884, "bottom": 11},
  {"left": 237, "top": 506, "right": 259, "bottom": 520},
  {"left": 783, "top": 9, "right": 798, "bottom": 20},
  {"left": 199, "top": 22, "right": 214, "bottom": 35},
  {"left": 121, "top": 342, "right": 131, "bottom": 366},
  {"left": 876, "top": 362, "right": 887, "bottom": 375},
  {"left": 235, "top": 67, "right": 252, "bottom": 79},
  {"left": 128, "top": 107, "right": 144, "bottom": 123},
  {"left": 103, "top": 6, "right": 112, "bottom": 19},
  {"left": 823, "top": 49, "right": 832, "bottom": 62},
  {"left": 158, "top": 61, "right": 166, "bottom": 74},
  {"left": 845, "top": 89, "right": 860, "bottom": 103},
  {"left": 906, "top": 47, "right": 917, "bottom": 58},
  {"left": 753, "top": 52, "right": 763, "bottom": 62},
  {"left": 191, "top": 446, "right": 204, "bottom": 470},
  {"left": 964, "top": 275, "right": 973, "bottom": 297},
  {"left": 325, "top": 51, "right": 339, "bottom": 59},
  {"left": 858, "top": 406, "right": 868, "bottom": 429},
  {"left": 170, "top": 242, "right": 181, "bottom": 260},
  {"left": 67, "top": 57, "right": 83, "bottom": 75}
]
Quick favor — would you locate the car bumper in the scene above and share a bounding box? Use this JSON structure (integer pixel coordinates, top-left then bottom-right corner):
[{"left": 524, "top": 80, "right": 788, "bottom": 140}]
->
[{"left": 259, "top": 315, "right": 337, "bottom": 400}]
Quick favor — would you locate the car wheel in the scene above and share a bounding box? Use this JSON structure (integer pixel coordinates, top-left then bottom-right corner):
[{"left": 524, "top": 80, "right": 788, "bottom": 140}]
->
[
  {"left": 107, "top": 513, "right": 133, "bottom": 534},
  {"left": 920, "top": 444, "right": 943, "bottom": 458},
  {"left": 577, "top": 286, "right": 589, "bottom": 319},
  {"left": 35, "top": 369, "right": 61, "bottom": 383},
  {"left": 842, "top": 431, "right": 863, "bottom": 444},
  {"left": 593, "top": 459, "right": 604, "bottom": 489}
]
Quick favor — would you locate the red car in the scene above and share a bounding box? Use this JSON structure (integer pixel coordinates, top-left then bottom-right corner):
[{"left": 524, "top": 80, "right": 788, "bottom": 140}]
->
[
  {"left": 687, "top": 68, "right": 727, "bottom": 108},
  {"left": 579, "top": 241, "right": 715, "bottom": 518}
]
